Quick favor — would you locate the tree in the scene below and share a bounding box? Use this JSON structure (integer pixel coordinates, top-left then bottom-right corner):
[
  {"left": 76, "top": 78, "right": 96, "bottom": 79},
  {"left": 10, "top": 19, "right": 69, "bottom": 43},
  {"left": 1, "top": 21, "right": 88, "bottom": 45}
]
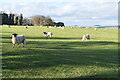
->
[
  {"left": 17, "top": 14, "right": 23, "bottom": 25},
  {"left": 22, "top": 18, "right": 33, "bottom": 26},
  {"left": 31, "top": 15, "right": 44, "bottom": 26},
  {"left": 19, "top": 14, "right": 23, "bottom": 25},
  {"left": 31, "top": 15, "right": 54, "bottom": 26},
  {"left": 14, "top": 14, "right": 18, "bottom": 25},
  {"left": 44, "top": 16, "right": 54, "bottom": 26},
  {"left": 8, "top": 13, "right": 14, "bottom": 25},
  {"left": 55, "top": 22, "right": 65, "bottom": 27},
  {"left": 0, "top": 12, "right": 23, "bottom": 25},
  {"left": 2, "top": 13, "right": 9, "bottom": 25}
]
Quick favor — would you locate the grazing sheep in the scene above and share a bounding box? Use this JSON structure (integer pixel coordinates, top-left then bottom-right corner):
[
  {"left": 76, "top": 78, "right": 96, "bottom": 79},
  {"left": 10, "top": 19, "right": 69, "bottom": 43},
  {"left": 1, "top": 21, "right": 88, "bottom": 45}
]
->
[
  {"left": 43, "top": 32, "right": 53, "bottom": 38},
  {"left": 82, "top": 34, "right": 90, "bottom": 41},
  {"left": 7, "top": 25, "right": 10, "bottom": 28},
  {"left": 4, "top": 25, "right": 10, "bottom": 28},
  {"left": 12, "top": 33, "right": 26, "bottom": 48},
  {"left": 24, "top": 26, "right": 28, "bottom": 29},
  {"left": 61, "top": 27, "right": 65, "bottom": 29},
  {"left": 94, "top": 28, "right": 97, "bottom": 30}
]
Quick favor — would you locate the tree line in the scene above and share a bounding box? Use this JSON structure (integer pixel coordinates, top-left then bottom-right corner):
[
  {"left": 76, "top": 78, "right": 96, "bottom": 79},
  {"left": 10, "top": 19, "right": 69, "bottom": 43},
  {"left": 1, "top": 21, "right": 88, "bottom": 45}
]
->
[
  {"left": 23, "top": 15, "right": 65, "bottom": 27},
  {"left": 0, "top": 12, "right": 23, "bottom": 25},
  {"left": 0, "top": 12, "right": 64, "bottom": 27}
]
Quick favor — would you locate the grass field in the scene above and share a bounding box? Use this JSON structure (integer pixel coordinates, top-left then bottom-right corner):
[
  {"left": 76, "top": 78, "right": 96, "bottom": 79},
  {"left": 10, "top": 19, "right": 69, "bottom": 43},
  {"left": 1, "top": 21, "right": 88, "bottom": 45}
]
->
[{"left": 1, "top": 26, "right": 119, "bottom": 78}]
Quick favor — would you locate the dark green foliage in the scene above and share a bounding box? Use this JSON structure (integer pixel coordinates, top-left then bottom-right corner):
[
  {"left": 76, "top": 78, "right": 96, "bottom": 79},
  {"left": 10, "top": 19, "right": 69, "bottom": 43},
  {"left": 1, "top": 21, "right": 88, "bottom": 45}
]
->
[
  {"left": 0, "top": 12, "right": 23, "bottom": 25},
  {"left": 18, "top": 14, "right": 23, "bottom": 25},
  {"left": 2, "top": 13, "right": 9, "bottom": 25},
  {"left": 8, "top": 13, "right": 14, "bottom": 25},
  {"left": 55, "top": 22, "right": 65, "bottom": 27},
  {"left": 0, "top": 14, "right": 2, "bottom": 25}
]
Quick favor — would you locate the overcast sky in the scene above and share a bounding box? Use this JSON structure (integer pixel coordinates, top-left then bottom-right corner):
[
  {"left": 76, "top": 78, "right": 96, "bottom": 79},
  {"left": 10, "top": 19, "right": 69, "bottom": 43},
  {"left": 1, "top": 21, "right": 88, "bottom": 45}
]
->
[{"left": 0, "top": 0, "right": 119, "bottom": 26}]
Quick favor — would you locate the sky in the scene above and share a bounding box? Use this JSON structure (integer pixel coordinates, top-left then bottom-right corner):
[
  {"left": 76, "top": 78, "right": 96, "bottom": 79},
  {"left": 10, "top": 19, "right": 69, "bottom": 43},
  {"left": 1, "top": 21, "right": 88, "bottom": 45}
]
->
[{"left": 0, "top": 0, "right": 119, "bottom": 26}]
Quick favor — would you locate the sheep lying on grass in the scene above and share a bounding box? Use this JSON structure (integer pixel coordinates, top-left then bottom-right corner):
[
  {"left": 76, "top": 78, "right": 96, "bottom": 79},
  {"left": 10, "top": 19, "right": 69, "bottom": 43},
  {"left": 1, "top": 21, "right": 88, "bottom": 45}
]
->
[
  {"left": 82, "top": 34, "right": 90, "bottom": 41},
  {"left": 4, "top": 25, "right": 10, "bottom": 28},
  {"left": 43, "top": 32, "right": 53, "bottom": 38},
  {"left": 7, "top": 25, "right": 10, "bottom": 28},
  {"left": 12, "top": 33, "right": 26, "bottom": 48}
]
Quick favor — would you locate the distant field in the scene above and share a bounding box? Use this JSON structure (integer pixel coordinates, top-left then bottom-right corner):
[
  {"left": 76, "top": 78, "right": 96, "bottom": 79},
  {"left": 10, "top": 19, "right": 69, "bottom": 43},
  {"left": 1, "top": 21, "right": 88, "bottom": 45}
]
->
[{"left": 1, "top": 26, "right": 119, "bottom": 78}]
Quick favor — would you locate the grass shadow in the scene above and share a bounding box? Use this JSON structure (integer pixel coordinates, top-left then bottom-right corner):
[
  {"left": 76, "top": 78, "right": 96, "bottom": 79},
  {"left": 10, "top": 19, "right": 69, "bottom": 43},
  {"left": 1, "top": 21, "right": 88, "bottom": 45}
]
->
[
  {"left": 2, "top": 40, "right": 118, "bottom": 69},
  {"left": 2, "top": 36, "right": 118, "bottom": 78},
  {"left": 26, "top": 36, "right": 81, "bottom": 40}
]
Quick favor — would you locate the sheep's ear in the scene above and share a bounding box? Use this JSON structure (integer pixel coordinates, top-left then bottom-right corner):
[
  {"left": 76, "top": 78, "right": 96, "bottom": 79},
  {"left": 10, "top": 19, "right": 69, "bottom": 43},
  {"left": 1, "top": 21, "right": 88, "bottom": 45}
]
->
[{"left": 12, "top": 33, "right": 18, "bottom": 36}]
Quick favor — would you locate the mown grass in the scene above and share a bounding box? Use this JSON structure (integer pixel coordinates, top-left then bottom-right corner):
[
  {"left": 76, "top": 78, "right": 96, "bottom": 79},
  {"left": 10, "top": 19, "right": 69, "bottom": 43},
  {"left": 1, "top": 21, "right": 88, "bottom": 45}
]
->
[{"left": 1, "top": 26, "right": 119, "bottom": 78}]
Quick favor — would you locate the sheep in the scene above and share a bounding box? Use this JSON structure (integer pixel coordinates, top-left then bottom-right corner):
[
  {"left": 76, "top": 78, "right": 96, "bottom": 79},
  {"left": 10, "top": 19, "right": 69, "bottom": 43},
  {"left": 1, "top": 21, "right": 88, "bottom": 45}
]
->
[
  {"left": 61, "top": 27, "right": 65, "bottom": 29},
  {"left": 43, "top": 32, "right": 53, "bottom": 38},
  {"left": 94, "top": 28, "right": 97, "bottom": 30},
  {"left": 24, "top": 26, "right": 28, "bottom": 29},
  {"left": 12, "top": 33, "right": 26, "bottom": 48},
  {"left": 4, "top": 25, "right": 10, "bottom": 28},
  {"left": 82, "top": 34, "right": 90, "bottom": 41},
  {"left": 7, "top": 25, "right": 10, "bottom": 28},
  {"left": 25, "top": 26, "right": 28, "bottom": 29}
]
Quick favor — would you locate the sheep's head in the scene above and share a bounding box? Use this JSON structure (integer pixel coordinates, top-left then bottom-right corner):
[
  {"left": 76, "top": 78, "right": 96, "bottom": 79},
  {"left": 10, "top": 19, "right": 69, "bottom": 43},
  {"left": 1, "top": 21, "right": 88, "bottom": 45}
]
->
[
  {"left": 43, "top": 32, "right": 47, "bottom": 35},
  {"left": 12, "top": 33, "right": 18, "bottom": 37}
]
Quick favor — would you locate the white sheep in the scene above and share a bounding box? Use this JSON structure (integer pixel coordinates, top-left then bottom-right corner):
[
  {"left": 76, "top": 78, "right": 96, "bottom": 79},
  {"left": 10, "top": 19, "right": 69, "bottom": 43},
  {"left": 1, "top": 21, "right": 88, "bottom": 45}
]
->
[
  {"left": 7, "top": 25, "right": 10, "bottom": 28},
  {"left": 94, "top": 28, "right": 97, "bottom": 30},
  {"left": 4, "top": 25, "right": 10, "bottom": 28},
  {"left": 12, "top": 33, "right": 26, "bottom": 48},
  {"left": 61, "top": 27, "right": 65, "bottom": 29},
  {"left": 43, "top": 32, "right": 53, "bottom": 38},
  {"left": 82, "top": 34, "right": 90, "bottom": 41},
  {"left": 24, "top": 26, "right": 28, "bottom": 29}
]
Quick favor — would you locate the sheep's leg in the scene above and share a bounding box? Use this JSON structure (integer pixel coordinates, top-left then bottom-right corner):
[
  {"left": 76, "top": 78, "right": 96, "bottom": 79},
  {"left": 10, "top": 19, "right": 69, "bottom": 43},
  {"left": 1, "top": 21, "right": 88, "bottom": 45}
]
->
[
  {"left": 23, "top": 40, "right": 26, "bottom": 47},
  {"left": 44, "top": 35, "right": 47, "bottom": 39},
  {"left": 82, "top": 38, "right": 84, "bottom": 41},
  {"left": 22, "top": 43, "right": 25, "bottom": 47},
  {"left": 50, "top": 35, "right": 52, "bottom": 39},
  {"left": 82, "top": 37, "right": 85, "bottom": 41},
  {"left": 12, "top": 44, "right": 15, "bottom": 48},
  {"left": 17, "top": 44, "right": 20, "bottom": 48},
  {"left": 46, "top": 36, "right": 48, "bottom": 39}
]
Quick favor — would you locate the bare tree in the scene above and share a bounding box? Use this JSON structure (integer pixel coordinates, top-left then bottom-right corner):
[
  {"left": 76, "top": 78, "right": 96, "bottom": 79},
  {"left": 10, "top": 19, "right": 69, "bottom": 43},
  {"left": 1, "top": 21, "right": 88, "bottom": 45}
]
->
[
  {"left": 23, "top": 18, "right": 33, "bottom": 26},
  {"left": 31, "top": 15, "right": 54, "bottom": 26}
]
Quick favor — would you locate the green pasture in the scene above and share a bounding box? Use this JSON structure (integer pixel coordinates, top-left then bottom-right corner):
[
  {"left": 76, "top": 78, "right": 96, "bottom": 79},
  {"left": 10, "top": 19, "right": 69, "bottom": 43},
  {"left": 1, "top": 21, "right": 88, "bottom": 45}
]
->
[{"left": 1, "top": 26, "right": 119, "bottom": 78}]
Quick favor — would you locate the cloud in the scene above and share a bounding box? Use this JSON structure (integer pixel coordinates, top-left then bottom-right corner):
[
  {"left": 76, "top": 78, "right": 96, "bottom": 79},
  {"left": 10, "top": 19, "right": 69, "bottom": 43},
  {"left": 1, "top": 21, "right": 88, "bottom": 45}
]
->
[
  {"left": 0, "top": 0, "right": 118, "bottom": 26},
  {"left": 55, "top": 4, "right": 77, "bottom": 16},
  {"left": 1, "top": 0, "right": 119, "bottom": 3},
  {"left": 46, "top": 3, "right": 78, "bottom": 17}
]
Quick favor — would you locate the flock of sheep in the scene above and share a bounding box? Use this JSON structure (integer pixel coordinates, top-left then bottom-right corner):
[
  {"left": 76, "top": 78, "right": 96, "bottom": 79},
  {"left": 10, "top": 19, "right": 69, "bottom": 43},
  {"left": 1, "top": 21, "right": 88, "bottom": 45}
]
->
[
  {"left": 12, "top": 33, "right": 90, "bottom": 48},
  {"left": 11, "top": 26, "right": 90, "bottom": 48}
]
